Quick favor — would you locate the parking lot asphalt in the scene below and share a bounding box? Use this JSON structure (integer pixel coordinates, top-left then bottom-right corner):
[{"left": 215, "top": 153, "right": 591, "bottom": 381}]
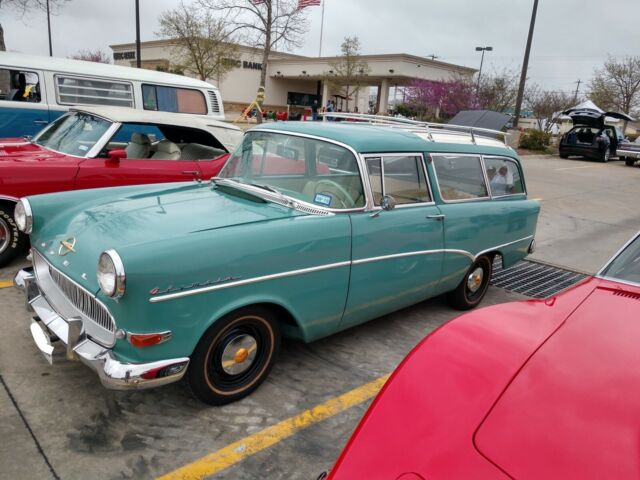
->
[{"left": 0, "top": 154, "right": 638, "bottom": 480}]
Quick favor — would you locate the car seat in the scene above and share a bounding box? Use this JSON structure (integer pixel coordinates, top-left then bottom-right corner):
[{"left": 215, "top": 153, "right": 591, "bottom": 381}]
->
[
  {"left": 151, "top": 140, "right": 181, "bottom": 160},
  {"left": 125, "top": 133, "right": 151, "bottom": 159},
  {"left": 180, "top": 143, "right": 226, "bottom": 160},
  {"left": 7, "top": 73, "right": 26, "bottom": 101}
]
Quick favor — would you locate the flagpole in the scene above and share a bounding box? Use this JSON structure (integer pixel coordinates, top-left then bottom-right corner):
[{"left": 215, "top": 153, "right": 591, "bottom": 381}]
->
[{"left": 318, "top": 0, "right": 325, "bottom": 57}]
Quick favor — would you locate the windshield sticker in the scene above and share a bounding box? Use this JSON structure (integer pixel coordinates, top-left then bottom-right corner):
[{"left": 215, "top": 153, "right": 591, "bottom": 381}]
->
[
  {"left": 78, "top": 145, "right": 89, "bottom": 151},
  {"left": 314, "top": 193, "right": 332, "bottom": 206}
]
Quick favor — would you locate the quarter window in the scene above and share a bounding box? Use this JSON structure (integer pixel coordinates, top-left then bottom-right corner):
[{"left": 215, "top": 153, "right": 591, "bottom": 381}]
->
[
  {"left": 433, "top": 155, "right": 488, "bottom": 201},
  {"left": 55, "top": 75, "right": 134, "bottom": 107},
  {"left": 484, "top": 157, "right": 524, "bottom": 196},
  {"left": 0, "top": 69, "right": 41, "bottom": 103},
  {"left": 365, "top": 155, "right": 431, "bottom": 205},
  {"left": 142, "top": 84, "right": 207, "bottom": 115}
]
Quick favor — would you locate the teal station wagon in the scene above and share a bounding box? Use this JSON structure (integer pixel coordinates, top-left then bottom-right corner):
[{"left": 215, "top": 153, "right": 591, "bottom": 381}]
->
[{"left": 14, "top": 114, "right": 540, "bottom": 404}]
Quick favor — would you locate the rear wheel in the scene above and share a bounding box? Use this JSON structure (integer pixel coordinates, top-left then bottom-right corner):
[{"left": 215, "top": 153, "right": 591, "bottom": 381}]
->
[
  {"left": 448, "top": 255, "right": 493, "bottom": 311},
  {"left": 625, "top": 157, "right": 636, "bottom": 166},
  {"left": 0, "top": 203, "right": 25, "bottom": 267},
  {"left": 559, "top": 150, "right": 569, "bottom": 159},
  {"left": 187, "top": 306, "right": 281, "bottom": 405},
  {"left": 601, "top": 149, "right": 611, "bottom": 162}
]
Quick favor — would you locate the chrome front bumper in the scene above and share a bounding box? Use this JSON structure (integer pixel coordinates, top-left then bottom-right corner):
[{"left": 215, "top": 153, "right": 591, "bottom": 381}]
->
[
  {"left": 14, "top": 268, "right": 190, "bottom": 390},
  {"left": 617, "top": 149, "right": 640, "bottom": 159}
]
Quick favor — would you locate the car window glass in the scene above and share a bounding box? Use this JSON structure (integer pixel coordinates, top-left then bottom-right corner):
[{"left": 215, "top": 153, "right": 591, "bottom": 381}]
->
[
  {"left": 484, "top": 158, "right": 524, "bottom": 196},
  {"left": 142, "top": 84, "right": 207, "bottom": 115},
  {"left": 55, "top": 75, "right": 134, "bottom": 107},
  {"left": 32, "top": 112, "right": 111, "bottom": 157},
  {"left": 0, "top": 68, "right": 41, "bottom": 103},
  {"left": 602, "top": 235, "right": 640, "bottom": 285},
  {"left": 366, "top": 157, "right": 383, "bottom": 205},
  {"left": 382, "top": 155, "right": 431, "bottom": 205},
  {"left": 433, "top": 154, "right": 488, "bottom": 201}
]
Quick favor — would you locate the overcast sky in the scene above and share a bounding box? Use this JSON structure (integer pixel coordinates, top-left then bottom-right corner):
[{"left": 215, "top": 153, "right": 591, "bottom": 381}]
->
[{"left": 3, "top": 0, "right": 639, "bottom": 95}]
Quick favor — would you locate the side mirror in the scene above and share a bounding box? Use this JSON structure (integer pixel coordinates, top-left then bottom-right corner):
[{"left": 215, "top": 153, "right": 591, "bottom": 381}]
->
[
  {"left": 107, "top": 149, "right": 127, "bottom": 163},
  {"left": 380, "top": 195, "right": 397, "bottom": 211}
]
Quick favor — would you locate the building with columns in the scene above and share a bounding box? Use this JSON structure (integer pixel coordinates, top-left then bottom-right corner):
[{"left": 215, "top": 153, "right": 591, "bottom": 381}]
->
[{"left": 110, "top": 40, "right": 475, "bottom": 116}]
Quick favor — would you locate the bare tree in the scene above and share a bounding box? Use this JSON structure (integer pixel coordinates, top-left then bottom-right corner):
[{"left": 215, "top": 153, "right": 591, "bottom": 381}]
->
[
  {"left": 525, "top": 84, "right": 574, "bottom": 132},
  {"left": 589, "top": 56, "right": 640, "bottom": 117},
  {"left": 326, "top": 36, "right": 369, "bottom": 112},
  {"left": 199, "top": 0, "right": 310, "bottom": 123},
  {"left": 477, "top": 68, "right": 520, "bottom": 112},
  {"left": 158, "top": 1, "right": 238, "bottom": 84},
  {"left": 69, "top": 49, "right": 111, "bottom": 64},
  {"left": 0, "top": 0, "right": 70, "bottom": 51}
]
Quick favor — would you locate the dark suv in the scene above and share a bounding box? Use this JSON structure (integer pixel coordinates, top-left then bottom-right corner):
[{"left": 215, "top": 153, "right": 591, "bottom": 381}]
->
[{"left": 559, "top": 108, "right": 632, "bottom": 162}]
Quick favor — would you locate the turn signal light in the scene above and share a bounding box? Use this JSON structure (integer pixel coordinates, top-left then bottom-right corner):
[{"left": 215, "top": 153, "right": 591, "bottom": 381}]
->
[{"left": 128, "top": 331, "right": 172, "bottom": 348}]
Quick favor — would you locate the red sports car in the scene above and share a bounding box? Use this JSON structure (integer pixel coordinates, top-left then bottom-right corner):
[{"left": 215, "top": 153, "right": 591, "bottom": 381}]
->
[
  {"left": 0, "top": 106, "right": 242, "bottom": 265},
  {"left": 328, "top": 232, "right": 640, "bottom": 479}
]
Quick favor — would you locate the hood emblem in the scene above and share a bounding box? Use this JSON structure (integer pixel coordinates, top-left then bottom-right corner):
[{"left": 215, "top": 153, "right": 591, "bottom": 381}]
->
[{"left": 58, "top": 237, "right": 77, "bottom": 256}]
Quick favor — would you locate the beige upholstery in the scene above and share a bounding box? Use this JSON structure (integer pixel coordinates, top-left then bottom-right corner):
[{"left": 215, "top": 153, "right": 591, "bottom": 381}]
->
[
  {"left": 151, "top": 140, "right": 181, "bottom": 160},
  {"left": 125, "top": 133, "right": 151, "bottom": 159},
  {"left": 180, "top": 143, "right": 226, "bottom": 160}
]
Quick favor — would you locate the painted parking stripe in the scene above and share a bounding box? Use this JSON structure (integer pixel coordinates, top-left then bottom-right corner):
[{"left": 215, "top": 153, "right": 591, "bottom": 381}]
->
[
  {"left": 0, "top": 280, "right": 13, "bottom": 289},
  {"left": 157, "top": 374, "right": 390, "bottom": 480},
  {"left": 554, "top": 164, "right": 608, "bottom": 171}
]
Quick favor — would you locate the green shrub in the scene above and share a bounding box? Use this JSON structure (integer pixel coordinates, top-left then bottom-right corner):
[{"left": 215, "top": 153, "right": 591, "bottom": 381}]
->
[{"left": 519, "top": 129, "right": 552, "bottom": 151}]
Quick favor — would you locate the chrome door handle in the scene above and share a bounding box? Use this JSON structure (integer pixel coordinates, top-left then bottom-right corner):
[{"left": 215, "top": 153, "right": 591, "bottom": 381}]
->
[
  {"left": 33, "top": 120, "right": 48, "bottom": 125},
  {"left": 427, "top": 214, "right": 445, "bottom": 221},
  {"left": 181, "top": 170, "right": 199, "bottom": 176}
]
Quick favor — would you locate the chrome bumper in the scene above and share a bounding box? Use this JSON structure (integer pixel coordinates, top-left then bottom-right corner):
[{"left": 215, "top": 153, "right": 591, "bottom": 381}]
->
[
  {"left": 14, "top": 268, "right": 190, "bottom": 390},
  {"left": 617, "top": 149, "right": 640, "bottom": 159}
]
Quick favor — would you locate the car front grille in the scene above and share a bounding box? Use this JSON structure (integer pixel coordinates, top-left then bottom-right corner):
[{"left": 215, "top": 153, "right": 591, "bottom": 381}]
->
[{"left": 49, "top": 267, "right": 116, "bottom": 333}]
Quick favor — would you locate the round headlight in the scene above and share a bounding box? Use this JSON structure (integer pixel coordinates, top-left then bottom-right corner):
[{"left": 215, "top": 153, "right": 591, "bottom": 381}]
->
[
  {"left": 97, "top": 249, "right": 126, "bottom": 298},
  {"left": 14, "top": 199, "right": 33, "bottom": 234}
]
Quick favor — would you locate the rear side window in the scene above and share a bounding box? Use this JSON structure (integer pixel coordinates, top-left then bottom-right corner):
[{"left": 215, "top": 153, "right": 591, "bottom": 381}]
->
[
  {"left": 433, "top": 154, "right": 488, "bottom": 201},
  {"left": 0, "top": 68, "right": 41, "bottom": 103},
  {"left": 484, "top": 157, "right": 524, "bottom": 196},
  {"left": 55, "top": 75, "right": 134, "bottom": 107},
  {"left": 142, "top": 84, "right": 207, "bottom": 115},
  {"left": 366, "top": 155, "right": 431, "bottom": 205}
]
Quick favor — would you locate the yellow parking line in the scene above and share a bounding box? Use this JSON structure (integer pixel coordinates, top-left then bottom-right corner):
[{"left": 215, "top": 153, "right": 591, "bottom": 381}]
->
[
  {"left": 157, "top": 374, "right": 390, "bottom": 480},
  {"left": 0, "top": 280, "right": 13, "bottom": 289}
]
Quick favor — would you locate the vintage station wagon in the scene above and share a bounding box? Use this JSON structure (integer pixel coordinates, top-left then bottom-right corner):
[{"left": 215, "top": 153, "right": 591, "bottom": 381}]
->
[{"left": 15, "top": 115, "right": 540, "bottom": 405}]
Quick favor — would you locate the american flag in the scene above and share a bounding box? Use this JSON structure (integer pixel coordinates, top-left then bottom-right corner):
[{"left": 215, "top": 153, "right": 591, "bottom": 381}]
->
[{"left": 297, "top": 0, "right": 321, "bottom": 9}]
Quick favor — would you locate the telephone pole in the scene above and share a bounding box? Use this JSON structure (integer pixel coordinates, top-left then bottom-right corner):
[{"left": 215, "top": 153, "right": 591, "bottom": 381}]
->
[
  {"left": 46, "top": 0, "right": 52, "bottom": 56},
  {"left": 573, "top": 79, "right": 581, "bottom": 103},
  {"left": 135, "top": 0, "right": 141, "bottom": 68},
  {"left": 513, "top": 0, "right": 539, "bottom": 127}
]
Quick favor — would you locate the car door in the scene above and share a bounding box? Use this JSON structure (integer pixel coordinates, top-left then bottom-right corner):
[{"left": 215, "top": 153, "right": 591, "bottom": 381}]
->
[{"left": 341, "top": 153, "right": 444, "bottom": 330}]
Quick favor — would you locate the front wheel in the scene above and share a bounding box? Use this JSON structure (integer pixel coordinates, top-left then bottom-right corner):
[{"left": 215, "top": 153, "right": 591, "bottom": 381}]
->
[
  {"left": 187, "top": 306, "right": 281, "bottom": 405},
  {"left": 601, "top": 149, "right": 611, "bottom": 163},
  {"left": 0, "top": 203, "right": 26, "bottom": 267},
  {"left": 625, "top": 157, "right": 636, "bottom": 166},
  {"left": 448, "top": 256, "right": 493, "bottom": 311}
]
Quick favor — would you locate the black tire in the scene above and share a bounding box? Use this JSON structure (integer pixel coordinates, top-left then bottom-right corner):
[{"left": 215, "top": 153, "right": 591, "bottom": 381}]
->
[
  {"left": 187, "top": 306, "right": 281, "bottom": 405},
  {"left": 448, "top": 256, "right": 493, "bottom": 311},
  {"left": 0, "top": 202, "right": 26, "bottom": 267},
  {"left": 625, "top": 157, "right": 636, "bottom": 166},
  {"left": 559, "top": 153, "right": 569, "bottom": 159}
]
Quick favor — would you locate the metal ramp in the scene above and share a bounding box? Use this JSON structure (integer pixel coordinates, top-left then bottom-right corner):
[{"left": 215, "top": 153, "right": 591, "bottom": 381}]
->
[{"left": 491, "top": 259, "right": 587, "bottom": 298}]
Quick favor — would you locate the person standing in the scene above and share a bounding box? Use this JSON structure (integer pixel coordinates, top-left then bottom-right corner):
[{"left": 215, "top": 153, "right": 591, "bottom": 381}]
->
[
  {"left": 311, "top": 99, "right": 319, "bottom": 121},
  {"left": 326, "top": 99, "right": 334, "bottom": 121}
]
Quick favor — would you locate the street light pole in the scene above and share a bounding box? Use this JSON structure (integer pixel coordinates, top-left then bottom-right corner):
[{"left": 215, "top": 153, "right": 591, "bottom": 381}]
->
[
  {"left": 46, "top": 0, "right": 52, "bottom": 56},
  {"left": 513, "top": 0, "right": 539, "bottom": 128},
  {"left": 135, "top": 0, "right": 141, "bottom": 68},
  {"left": 475, "top": 46, "right": 493, "bottom": 94}
]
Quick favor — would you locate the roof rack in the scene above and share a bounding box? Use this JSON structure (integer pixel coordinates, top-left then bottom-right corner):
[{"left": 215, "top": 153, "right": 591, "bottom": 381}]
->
[{"left": 317, "top": 112, "right": 510, "bottom": 146}]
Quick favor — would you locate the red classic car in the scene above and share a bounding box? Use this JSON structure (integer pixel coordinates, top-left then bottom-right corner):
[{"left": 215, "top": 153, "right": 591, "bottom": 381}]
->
[
  {"left": 327, "top": 231, "right": 640, "bottom": 479},
  {"left": 0, "top": 106, "right": 242, "bottom": 265}
]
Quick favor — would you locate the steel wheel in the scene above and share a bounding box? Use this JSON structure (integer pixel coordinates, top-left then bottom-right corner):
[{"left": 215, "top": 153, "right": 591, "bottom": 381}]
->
[
  {"left": 0, "top": 203, "right": 25, "bottom": 267},
  {"left": 448, "top": 255, "right": 493, "bottom": 311},
  {"left": 0, "top": 217, "right": 10, "bottom": 255},
  {"left": 602, "top": 149, "right": 611, "bottom": 162}
]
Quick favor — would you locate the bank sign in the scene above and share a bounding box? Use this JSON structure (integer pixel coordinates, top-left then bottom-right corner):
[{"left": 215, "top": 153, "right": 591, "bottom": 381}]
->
[{"left": 224, "top": 58, "right": 263, "bottom": 70}]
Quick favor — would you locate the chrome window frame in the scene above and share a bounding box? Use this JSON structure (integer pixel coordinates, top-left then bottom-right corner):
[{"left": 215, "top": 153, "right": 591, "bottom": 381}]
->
[
  {"left": 430, "top": 152, "right": 491, "bottom": 204},
  {"left": 223, "top": 129, "right": 372, "bottom": 213},
  {"left": 596, "top": 230, "right": 640, "bottom": 287},
  {"left": 54, "top": 74, "right": 135, "bottom": 108},
  {"left": 482, "top": 155, "right": 528, "bottom": 198},
  {"left": 361, "top": 152, "right": 435, "bottom": 209}
]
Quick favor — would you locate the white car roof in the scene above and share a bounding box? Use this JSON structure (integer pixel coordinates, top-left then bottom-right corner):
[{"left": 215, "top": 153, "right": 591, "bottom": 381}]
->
[
  {"left": 0, "top": 52, "right": 218, "bottom": 90},
  {"left": 72, "top": 106, "right": 242, "bottom": 152}
]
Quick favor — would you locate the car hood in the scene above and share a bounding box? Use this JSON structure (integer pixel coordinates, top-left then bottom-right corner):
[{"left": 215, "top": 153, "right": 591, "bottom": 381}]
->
[
  {"left": 563, "top": 108, "right": 634, "bottom": 127},
  {"left": 31, "top": 182, "right": 305, "bottom": 294},
  {"left": 0, "top": 139, "right": 67, "bottom": 162},
  {"left": 475, "top": 280, "right": 640, "bottom": 478}
]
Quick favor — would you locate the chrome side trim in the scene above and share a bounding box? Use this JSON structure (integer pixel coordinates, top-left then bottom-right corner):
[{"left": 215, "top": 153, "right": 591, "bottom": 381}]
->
[
  {"left": 595, "top": 275, "right": 640, "bottom": 289},
  {"left": 149, "top": 260, "right": 352, "bottom": 303},
  {"left": 352, "top": 249, "right": 473, "bottom": 265},
  {"left": 0, "top": 194, "right": 19, "bottom": 202},
  {"left": 474, "top": 235, "right": 534, "bottom": 259}
]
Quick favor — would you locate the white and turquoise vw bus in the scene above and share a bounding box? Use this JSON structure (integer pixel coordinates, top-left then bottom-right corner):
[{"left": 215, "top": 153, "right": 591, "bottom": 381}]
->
[{"left": 0, "top": 52, "right": 225, "bottom": 138}]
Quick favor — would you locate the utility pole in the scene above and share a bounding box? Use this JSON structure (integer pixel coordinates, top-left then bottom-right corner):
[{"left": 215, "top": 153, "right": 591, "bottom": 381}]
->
[
  {"left": 135, "top": 0, "right": 141, "bottom": 68},
  {"left": 573, "top": 79, "right": 581, "bottom": 103},
  {"left": 46, "top": 0, "right": 52, "bottom": 56},
  {"left": 475, "top": 46, "right": 493, "bottom": 94},
  {"left": 513, "top": 0, "right": 539, "bottom": 127}
]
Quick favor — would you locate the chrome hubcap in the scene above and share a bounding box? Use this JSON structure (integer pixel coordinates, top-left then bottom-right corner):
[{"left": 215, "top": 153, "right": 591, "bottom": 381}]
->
[
  {"left": 466, "top": 267, "right": 484, "bottom": 293},
  {"left": 221, "top": 334, "right": 258, "bottom": 375},
  {"left": 0, "top": 218, "right": 10, "bottom": 254}
]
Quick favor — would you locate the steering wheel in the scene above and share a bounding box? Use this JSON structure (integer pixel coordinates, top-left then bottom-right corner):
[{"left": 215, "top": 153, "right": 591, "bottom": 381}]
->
[{"left": 313, "top": 179, "right": 356, "bottom": 209}]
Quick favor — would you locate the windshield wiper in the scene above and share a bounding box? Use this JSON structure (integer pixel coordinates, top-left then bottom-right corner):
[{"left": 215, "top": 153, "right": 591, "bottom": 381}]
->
[
  {"left": 249, "top": 182, "right": 279, "bottom": 193},
  {"left": 213, "top": 178, "right": 293, "bottom": 208}
]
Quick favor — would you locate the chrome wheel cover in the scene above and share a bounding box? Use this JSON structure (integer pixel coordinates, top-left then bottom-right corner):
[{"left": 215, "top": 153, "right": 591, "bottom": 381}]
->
[
  {"left": 0, "top": 217, "right": 10, "bottom": 254},
  {"left": 466, "top": 267, "right": 484, "bottom": 293},
  {"left": 221, "top": 333, "right": 258, "bottom": 375}
]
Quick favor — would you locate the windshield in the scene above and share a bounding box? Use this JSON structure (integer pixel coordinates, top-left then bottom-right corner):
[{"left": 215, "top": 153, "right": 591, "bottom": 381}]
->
[
  {"left": 601, "top": 235, "right": 640, "bottom": 285},
  {"left": 32, "top": 112, "right": 112, "bottom": 157},
  {"left": 219, "top": 131, "right": 365, "bottom": 210}
]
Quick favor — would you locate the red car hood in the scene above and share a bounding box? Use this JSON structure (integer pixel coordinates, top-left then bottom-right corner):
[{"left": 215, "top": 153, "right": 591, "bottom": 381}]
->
[
  {"left": 476, "top": 279, "right": 640, "bottom": 479},
  {"left": 0, "top": 139, "right": 66, "bottom": 161}
]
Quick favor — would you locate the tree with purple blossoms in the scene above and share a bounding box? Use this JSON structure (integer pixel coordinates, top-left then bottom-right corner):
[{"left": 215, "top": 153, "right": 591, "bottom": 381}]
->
[{"left": 405, "top": 77, "right": 476, "bottom": 120}]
